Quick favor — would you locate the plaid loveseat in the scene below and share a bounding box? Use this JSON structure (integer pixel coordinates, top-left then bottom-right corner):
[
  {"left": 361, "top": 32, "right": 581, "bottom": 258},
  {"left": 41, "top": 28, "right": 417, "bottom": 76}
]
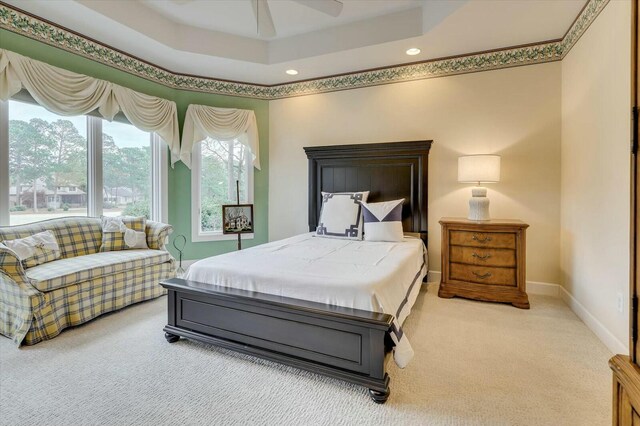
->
[{"left": 0, "top": 217, "right": 176, "bottom": 346}]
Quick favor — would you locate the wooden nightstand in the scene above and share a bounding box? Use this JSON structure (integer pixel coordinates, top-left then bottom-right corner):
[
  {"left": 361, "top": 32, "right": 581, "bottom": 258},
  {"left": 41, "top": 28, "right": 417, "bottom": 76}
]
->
[{"left": 438, "top": 218, "right": 530, "bottom": 309}]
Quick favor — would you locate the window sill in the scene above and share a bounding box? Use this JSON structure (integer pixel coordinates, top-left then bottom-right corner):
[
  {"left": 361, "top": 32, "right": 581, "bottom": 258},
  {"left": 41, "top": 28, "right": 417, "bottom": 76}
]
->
[{"left": 192, "top": 232, "right": 255, "bottom": 243}]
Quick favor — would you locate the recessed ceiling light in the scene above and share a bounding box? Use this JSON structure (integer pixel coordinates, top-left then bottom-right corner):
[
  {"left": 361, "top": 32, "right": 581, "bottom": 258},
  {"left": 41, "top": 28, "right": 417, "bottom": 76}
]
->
[
  {"left": 406, "top": 48, "right": 421, "bottom": 56},
  {"left": 286, "top": 69, "right": 299, "bottom": 75}
]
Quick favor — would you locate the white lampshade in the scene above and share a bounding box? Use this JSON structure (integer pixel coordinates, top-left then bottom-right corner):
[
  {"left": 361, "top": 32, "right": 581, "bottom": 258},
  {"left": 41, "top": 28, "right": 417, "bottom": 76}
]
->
[{"left": 458, "top": 155, "right": 501, "bottom": 184}]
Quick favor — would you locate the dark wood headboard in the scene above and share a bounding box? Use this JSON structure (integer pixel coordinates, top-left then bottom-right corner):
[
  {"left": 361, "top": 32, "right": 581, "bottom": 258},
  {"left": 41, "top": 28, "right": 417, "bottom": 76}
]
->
[{"left": 304, "top": 140, "right": 432, "bottom": 244}]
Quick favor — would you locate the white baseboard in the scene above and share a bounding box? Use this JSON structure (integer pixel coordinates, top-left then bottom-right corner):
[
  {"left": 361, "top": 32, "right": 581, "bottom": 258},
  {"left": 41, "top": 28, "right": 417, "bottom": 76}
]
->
[
  {"left": 526, "top": 281, "right": 560, "bottom": 297},
  {"left": 426, "top": 271, "right": 560, "bottom": 297},
  {"left": 559, "top": 286, "right": 627, "bottom": 355},
  {"left": 427, "top": 270, "right": 441, "bottom": 283},
  {"left": 428, "top": 269, "right": 624, "bottom": 353}
]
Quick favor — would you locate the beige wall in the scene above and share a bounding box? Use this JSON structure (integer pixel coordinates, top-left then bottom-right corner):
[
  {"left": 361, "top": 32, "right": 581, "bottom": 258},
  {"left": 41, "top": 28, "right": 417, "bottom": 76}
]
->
[
  {"left": 561, "top": 0, "right": 631, "bottom": 352},
  {"left": 269, "top": 62, "right": 562, "bottom": 284}
]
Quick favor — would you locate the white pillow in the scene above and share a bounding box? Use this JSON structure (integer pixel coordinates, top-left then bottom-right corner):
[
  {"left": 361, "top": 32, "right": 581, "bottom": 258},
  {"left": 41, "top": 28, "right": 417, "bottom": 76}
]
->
[
  {"left": 3, "top": 230, "right": 62, "bottom": 268},
  {"left": 316, "top": 191, "right": 369, "bottom": 240},
  {"left": 124, "top": 230, "right": 149, "bottom": 249},
  {"left": 361, "top": 199, "right": 405, "bottom": 242}
]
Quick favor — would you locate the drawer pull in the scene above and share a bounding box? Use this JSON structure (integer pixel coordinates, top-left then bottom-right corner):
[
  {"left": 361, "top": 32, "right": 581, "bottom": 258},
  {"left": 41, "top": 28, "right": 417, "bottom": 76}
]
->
[
  {"left": 472, "top": 252, "right": 492, "bottom": 260},
  {"left": 472, "top": 271, "right": 493, "bottom": 279},
  {"left": 472, "top": 234, "right": 492, "bottom": 243}
]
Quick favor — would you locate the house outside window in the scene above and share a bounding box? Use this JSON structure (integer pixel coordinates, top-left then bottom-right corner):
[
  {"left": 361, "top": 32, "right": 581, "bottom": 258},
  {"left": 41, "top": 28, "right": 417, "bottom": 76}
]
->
[
  {"left": 102, "top": 119, "right": 156, "bottom": 219},
  {"left": 0, "top": 99, "right": 168, "bottom": 226}
]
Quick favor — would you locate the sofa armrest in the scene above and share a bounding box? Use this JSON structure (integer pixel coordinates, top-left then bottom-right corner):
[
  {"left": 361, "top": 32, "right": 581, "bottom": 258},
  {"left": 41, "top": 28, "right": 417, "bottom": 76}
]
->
[
  {"left": 0, "top": 244, "right": 32, "bottom": 287},
  {"left": 145, "top": 221, "right": 173, "bottom": 250},
  {"left": 0, "top": 268, "right": 44, "bottom": 346}
]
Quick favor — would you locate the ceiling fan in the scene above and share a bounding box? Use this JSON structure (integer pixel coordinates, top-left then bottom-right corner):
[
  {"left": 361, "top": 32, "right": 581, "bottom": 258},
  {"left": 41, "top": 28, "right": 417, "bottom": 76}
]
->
[
  {"left": 171, "top": 0, "right": 344, "bottom": 38},
  {"left": 252, "top": 0, "right": 344, "bottom": 37}
]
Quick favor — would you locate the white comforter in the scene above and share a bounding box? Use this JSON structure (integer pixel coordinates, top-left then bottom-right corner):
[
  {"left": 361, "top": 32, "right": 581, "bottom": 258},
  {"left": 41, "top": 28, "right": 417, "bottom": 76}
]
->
[{"left": 186, "top": 233, "right": 427, "bottom": 367}]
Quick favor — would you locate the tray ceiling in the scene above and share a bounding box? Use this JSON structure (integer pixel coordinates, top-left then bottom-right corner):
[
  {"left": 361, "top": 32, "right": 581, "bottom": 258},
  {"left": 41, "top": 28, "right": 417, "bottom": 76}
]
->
[{"left": 2, "top": 0, "right": 588, "bottom": 85}]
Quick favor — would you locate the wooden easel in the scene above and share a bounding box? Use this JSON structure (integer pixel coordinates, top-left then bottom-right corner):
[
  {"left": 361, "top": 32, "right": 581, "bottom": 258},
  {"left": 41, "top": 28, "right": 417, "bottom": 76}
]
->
[{"left": 235, "top": 180, "right": 242, "bottom": 251}]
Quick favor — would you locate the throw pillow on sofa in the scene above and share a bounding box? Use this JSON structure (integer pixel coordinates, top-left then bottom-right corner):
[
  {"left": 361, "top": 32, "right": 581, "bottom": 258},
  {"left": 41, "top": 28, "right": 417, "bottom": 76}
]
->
[
  {"left": 3, "top": 230, "right": 61, "bottom": 268},
  {"left": 100, "top": 216, "right": 148, "bottom": 252}
]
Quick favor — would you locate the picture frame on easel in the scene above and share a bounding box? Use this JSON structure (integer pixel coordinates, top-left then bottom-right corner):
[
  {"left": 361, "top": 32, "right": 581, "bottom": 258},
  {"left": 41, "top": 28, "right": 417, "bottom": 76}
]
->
[
  {"left": 222, "top": 180, "right": 254, "bottom": 250},
  {"left": 222, "top": 204, "right": 254, "bottom": 235}
]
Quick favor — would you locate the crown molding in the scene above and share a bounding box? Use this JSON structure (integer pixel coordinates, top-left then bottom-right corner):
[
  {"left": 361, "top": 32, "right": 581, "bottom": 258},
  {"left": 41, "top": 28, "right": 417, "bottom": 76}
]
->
[{"left": 0, "top": 0, "right": 609, "bottom": 100}]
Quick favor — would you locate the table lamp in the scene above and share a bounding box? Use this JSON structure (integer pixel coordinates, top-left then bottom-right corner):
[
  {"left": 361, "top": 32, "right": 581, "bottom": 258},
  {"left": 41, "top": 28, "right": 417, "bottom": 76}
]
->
[{"left": 458, "top": 155, "right": 501, "bottom": 221}]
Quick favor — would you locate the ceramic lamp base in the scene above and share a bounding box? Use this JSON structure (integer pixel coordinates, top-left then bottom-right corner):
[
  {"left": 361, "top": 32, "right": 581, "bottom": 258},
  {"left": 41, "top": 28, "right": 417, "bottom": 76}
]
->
[{"left": 468, "top": 187, "right": 490, "bottom": 221}]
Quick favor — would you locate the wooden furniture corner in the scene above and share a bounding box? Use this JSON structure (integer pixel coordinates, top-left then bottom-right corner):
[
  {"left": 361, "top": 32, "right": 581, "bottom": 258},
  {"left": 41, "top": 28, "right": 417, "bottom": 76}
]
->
[{"left": 611, "top": 355, "right": 640, "bottom": 424}]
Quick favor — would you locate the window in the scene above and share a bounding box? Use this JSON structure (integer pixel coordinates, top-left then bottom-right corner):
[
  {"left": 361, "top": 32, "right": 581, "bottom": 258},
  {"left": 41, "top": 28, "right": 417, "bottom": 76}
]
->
[
  {"left": 192, "top": 137, "right": 253, "bottom": 241},
  {"left": 0, "top": 99, "right": 168, "bottom": 226},
  {"left": 6, "top": 100, "right": 87, "bottom": 225},
  {"left": 102, "top": 120, "right": 153, "bottom": 219}
]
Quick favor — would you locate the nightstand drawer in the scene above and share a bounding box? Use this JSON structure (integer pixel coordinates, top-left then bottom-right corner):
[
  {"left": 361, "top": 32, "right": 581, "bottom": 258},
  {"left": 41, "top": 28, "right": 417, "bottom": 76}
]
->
[
  {"left": 449, "top": 263, "right": 516, "bottom": 286},
  {"left": 450, "top": 246, "right": 516, "bottom": 267},
  {"left": 450, "top": 230, "right": 516, "bottom": 249}
]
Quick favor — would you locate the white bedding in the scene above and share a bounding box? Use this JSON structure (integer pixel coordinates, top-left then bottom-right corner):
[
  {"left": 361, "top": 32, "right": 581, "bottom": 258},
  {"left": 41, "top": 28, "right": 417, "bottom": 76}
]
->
[{"left": 186, "top": 233, "right": 427, "bottom": 367}]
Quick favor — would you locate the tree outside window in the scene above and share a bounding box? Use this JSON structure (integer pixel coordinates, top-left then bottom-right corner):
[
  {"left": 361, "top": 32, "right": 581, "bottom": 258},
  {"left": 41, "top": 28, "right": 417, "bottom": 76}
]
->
[
  {"left": 199, "top": 138, "right": 250, "bottom": 233},
  {"left": 102, "top": 120, "right": 152, "bottom": 219},
  {"left": 8, "top": 101, "right": 88, "bottom": 224},
  {"left": 5, "top": 100, "right": 156, "bottom": 225}
]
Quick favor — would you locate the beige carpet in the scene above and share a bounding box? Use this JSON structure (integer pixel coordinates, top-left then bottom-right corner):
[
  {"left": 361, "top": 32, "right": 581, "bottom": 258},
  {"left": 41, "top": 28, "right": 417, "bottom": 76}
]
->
[{"left": 0, "top": 284, "right": 612, "bottom": 426}]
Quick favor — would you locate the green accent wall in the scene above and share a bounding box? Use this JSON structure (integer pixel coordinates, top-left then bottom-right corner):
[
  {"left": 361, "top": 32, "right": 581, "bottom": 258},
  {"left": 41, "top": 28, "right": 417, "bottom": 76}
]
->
[{"left": 0, "top": 30, "right": 269, "bottom": 260}]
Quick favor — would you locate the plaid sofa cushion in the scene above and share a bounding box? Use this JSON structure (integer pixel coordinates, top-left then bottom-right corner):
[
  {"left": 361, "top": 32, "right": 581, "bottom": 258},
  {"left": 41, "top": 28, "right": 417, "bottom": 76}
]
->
[
  {"left": 25, "top": 249, "right": 173, "bottom": 292},
  {"left": 0, "top": 217, "right": 102, "bottom": 259},
  {"left": 99, "top": 216, "right": 146, "bottom": 252}
]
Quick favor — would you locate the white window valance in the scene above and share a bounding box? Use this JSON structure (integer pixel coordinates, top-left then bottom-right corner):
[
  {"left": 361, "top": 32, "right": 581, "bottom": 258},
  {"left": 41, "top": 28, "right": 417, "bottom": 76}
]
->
[
  {"left": 180, "top": 104, "right": 260, "bottom": 170},
  {"left": 0, "top": 49, "right": 180, "bottom": 166}
]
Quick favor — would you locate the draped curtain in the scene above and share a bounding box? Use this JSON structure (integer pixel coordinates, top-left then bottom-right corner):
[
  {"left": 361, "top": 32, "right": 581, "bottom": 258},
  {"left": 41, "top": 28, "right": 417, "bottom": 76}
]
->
[
  {"left": 0, "top": 49, "right": 180, "bottom": 166},
  {"left": 180, "top": 104, "right": 260, "bottom": 170}
]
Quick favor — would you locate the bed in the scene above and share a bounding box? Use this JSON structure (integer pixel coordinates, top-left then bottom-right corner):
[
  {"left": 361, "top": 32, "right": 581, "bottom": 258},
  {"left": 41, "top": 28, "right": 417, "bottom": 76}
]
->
[{"left": 161, "top": 140, "right": 432, "bottom": 403}]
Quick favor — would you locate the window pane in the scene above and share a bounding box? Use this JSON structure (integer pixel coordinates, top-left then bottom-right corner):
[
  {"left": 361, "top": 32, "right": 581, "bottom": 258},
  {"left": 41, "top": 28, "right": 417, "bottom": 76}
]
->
[
  {"left": 102, "top": 121, "right": 151, "bottom": 219},
  {"left": 8, "top": 100, "right": 87, "bottom": 225},
  {"left": 200, "top": 138, "right": 250, "bottom": 232}
]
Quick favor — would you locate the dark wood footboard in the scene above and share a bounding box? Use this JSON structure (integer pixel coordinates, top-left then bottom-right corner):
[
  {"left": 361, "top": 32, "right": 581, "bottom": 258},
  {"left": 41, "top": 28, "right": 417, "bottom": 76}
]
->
[{"left": 161, "top": 278, "right": 394, "bottom": 403}]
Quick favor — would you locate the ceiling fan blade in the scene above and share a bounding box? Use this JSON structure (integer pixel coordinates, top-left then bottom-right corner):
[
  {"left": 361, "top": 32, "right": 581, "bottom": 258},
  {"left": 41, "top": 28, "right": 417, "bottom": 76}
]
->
[
  {"left": 250, "top": 0, "right": 276, "bottom": 38},
  {"left": 293, "top": 0, "right": 343, "bottom": 17}
]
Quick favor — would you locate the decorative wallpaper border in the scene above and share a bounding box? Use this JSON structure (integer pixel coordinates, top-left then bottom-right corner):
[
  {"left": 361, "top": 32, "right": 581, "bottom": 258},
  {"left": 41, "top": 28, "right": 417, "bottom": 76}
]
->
[
  {"left": 0, "top": 0, "right": 609, "bottom": 100},
  {"left": 560, "top": 0, "right": 609, "bottom": 57},
  {"left": 268, "top": 41, "right": 563, "bottom": 99}
]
